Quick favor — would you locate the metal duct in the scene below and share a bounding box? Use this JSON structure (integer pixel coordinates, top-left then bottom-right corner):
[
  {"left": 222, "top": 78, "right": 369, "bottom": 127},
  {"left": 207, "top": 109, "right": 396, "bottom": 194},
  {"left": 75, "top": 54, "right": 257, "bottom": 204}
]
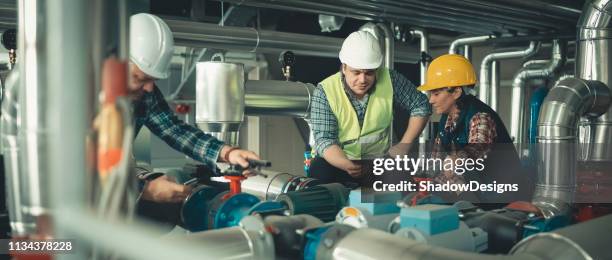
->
[
  {"left": 212, "top": 0, "right": 578, "bottom": 34},
  {"left": 0, "top": 67, "right": 34, "bottom": 236},
  {"left": 511, "top": 213, "right": 612, "bottom": 260},
  {"left": 245, "top": 80, "right": 314, "bottom": 118},
  {"left": 195, "top": 62, "right": 245, "bottom": 146},
  {"left": 410, "top": 29, "right": 430, "bottom": 142},
  {"left": 183, "top": 224, "right": 275, "bottom": 259},
  {"left": 17, "top": 0, "right": 50, "bottom": 223},
  {"left": 576, "top": 0, "right": 612, "bottom": 162},
  {"left": 327, "top": 214, "right": 612, "bottom": 260},
  {"left": 479, "top": 41, "right": 539, "bottom": 106},
  {"left": 164, "top": 19, "right": 420, "bottom": 64},
  {"left": 510, "top": 40, "right": 566, "bottom": 153},
  {"left": 534, "top": 78, "right": 610, "bottom": 218},
  {"left": 490, "top": 61, "right": 500, "bottom": 111},
  {"left": 449, "top": 35, "right": 494, "bottom": 57}
]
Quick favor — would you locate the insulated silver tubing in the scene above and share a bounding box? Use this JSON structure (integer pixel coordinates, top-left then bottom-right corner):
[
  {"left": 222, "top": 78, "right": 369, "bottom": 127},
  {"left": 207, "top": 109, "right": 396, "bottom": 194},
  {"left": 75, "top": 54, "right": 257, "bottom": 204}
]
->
[
  {"left": 195, "top": 62, "right": 245, "bottom": 145},
  {"left": 245, "top": 80, "right": 314, "bottom": 118},
  {"left": 1, "top": 67, "right": 34, "bottom": 236},
  {"left": 479, "top": 41, "right": 539, "bottom": 106},
  {"left": 449, "top": 35, "right": 493, "bottom": 56},
  {"left": 165, "top": 19, "right": 419, "bottom": 64},
  {"left": 511, "top": 40, "right": 566, "bottom": 148},
  {"left": 326, "top": 214, "right": 612, "bottom": 260},
  {"left": 534, "top": 78, "right": 611, "bottom": 218},
  {"left": 576, "top": 0, "right": 612, "bottom": 162}
]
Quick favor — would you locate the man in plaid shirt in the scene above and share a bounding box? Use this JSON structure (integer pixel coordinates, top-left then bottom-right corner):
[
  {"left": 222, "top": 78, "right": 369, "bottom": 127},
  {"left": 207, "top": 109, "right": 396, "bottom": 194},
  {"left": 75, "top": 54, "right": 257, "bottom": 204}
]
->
[
  {"left": 419, "top": 54, "right": 530, "bottom": 203},
  {"left": 129, "top": 13, "right": 259, "bottom": 204}
]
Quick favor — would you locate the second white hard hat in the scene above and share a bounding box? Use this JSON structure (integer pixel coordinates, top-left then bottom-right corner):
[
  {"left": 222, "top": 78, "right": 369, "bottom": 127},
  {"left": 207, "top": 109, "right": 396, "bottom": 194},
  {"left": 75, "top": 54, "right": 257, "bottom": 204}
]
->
[
  {"left": 130, "top": 13, "right": 174, "bottom": 79},
  {"left": 338, "top": 31, "right": 383, "bottom": 70}
]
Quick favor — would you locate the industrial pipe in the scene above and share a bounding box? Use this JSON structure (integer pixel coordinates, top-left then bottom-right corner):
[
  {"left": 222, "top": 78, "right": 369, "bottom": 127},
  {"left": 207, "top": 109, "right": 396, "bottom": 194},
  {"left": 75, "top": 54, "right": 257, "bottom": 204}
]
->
[
  {"left": 449, "top": 35, "right": 493, "bottom": 57},
  {"left": 479, "top": 41, "right": 539, "bottom": 106},
  {"left": 0, "top": 67, "right": 33, "bottom": 236},
  {"left": 534, "top": 78, "right": 611, "bottom": 218},
  {"left": 510, "top": 40, "right": 566, "bottom": 153},
  {"left": 576, "top": 0, "right": 612, "bottom": 163},
  {"left": 17, "top": 0, "right": 51, "bottom": 228},
  {"left": 245, "top": 80, "right": 315, "bottom": 118},
  {"left": 410, "top": 29, "right": 430, "bottom": 142},
  {"left": 165, "top": 19, "right": 420, "bottom": 64},
  {"left": 213, "top": 0, "right": 577, "bottom": 34},
  {"left": 196, "top": 61, "right": 245, "bottom": 146},
  {"left": 326, "top": 214, "right": 612, "bottom": 260}
]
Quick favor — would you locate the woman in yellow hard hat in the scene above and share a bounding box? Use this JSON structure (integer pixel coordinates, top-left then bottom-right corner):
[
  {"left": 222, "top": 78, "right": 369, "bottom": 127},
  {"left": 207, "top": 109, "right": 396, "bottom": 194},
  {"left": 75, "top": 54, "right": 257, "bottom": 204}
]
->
[{"left": 418, "top": 54, "right": 532, "bottom": 204}]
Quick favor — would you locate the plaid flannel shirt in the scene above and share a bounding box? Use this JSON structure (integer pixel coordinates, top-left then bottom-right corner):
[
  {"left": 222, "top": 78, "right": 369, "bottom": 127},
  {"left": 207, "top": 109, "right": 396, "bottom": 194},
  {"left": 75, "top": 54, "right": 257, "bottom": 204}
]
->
[
  {"left": 310, "top": 69, "right": 431, "bottom": 156},
  {"left": 432, "top": 111, "right": 497, "bottom": 184},
  {"left": 132, "top": 86, "right": 225, "bottom": 166}
]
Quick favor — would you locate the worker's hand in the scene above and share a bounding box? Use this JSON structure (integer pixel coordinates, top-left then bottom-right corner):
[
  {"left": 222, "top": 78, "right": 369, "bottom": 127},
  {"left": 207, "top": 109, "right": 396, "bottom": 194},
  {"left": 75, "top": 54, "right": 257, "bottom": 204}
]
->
[
  {"left": 141, "top": 175, "right": 192, "bottom": 203},
  {"left": 387, "top": 143, "right": 412, "bottom": 158},
  {"left": 341, "top": 160, "right": 363, "bottom": 178},
  {"left": 225, "top": 148, "right": 261, "bottom": 177}
]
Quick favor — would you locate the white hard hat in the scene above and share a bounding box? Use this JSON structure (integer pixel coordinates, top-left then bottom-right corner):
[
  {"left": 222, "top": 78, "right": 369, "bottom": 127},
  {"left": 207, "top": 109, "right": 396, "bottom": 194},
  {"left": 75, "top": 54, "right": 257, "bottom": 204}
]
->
[
  {"left": 339, "top": 31, "right": 383, "bottom": 70},
  {"left": 130, "top": 13, "right": 174, "bottom": 79}
]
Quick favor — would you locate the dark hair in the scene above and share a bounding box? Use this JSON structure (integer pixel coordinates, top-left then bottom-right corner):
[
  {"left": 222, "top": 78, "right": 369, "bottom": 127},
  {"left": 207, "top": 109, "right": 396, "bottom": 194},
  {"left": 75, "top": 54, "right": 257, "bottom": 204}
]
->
[{"left": 446, "top": 86, "right": 474, "bottom": 110}]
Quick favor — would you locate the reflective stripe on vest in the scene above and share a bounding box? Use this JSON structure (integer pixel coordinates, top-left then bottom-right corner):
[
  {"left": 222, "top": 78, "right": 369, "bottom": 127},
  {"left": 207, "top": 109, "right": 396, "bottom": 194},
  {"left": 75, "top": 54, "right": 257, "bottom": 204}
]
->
[{"left": 320, "top": 68, "right": 393, "bottom": 160}]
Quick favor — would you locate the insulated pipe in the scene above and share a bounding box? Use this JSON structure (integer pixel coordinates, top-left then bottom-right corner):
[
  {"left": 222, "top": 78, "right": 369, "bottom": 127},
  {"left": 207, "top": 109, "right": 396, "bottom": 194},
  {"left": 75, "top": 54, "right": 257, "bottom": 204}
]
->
[
  {"left": 410, "top": 29, "right": 430, "bottom": 142},
  {"left": 490, "top": 61, "right": 500, "bottom": 111},
  {"left": 196, "top": 62, "right": 245, "bottom": 146},
  {"left": 576, "top": 0, "right": 612, "bottom": 162},
  {"left": 17, "top": 0, "right": 51, "bottom": 226},
  {"left": 0, "top": 67, "right": 33, "bottom": 236},
  {"left": 479, "top": 41, "right": 539, "bottom": 106},
  {"left": 449, "top": 35, "right": 493, "bottom": 56},
  {"left": 511, "top": 40, "right": 566, "bottom": 153},
  {"left": 213, "top": 0, "right": 576, "bottom": 34},
  {"left": 165, "top": 19, "right": 420, "bottom": 64},
  {"left": 327, "top": 214, "right": 612, "bottom": 260},
  {"left": 377, "top": 23, "right": 394, "bottom": 69},
  {"left": 534, "top": 78, "right": 610, "bottom": 218},
  {"left": 244, "top": 80, "right": 314, "bottom": 118}
]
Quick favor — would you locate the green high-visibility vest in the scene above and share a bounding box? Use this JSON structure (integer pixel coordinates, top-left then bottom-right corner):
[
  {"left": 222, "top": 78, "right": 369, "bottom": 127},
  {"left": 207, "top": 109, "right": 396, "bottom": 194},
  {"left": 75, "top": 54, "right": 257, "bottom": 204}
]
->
[{"left": 320, "top": 68, "right": 393, "bottom": 160}]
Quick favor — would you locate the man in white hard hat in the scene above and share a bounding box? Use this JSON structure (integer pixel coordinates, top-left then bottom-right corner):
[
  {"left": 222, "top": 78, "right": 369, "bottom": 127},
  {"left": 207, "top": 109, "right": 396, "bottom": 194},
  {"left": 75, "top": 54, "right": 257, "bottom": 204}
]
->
[
  {"left": 309, "top": 30, "right": 431, "bottom": 186},
  {"left": 129, "top": 13, "right": 259, "bottom": 203}
]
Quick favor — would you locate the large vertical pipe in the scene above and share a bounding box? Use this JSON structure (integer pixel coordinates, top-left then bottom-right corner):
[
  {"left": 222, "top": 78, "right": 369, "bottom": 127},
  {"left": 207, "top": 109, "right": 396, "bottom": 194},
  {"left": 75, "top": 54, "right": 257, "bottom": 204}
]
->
[
  {"left": 490, "top": 61, "right": 500, "bottom": 111},
  {"left": 410, "top": 29, "right": 430, "bottom": 143},
  {"left": 0, "top": 67, "right": 32, "bottom": 236},
  {"left": 17, "top": 0, "right": 50, "bottom": 233},
  {"left": 576, "top": 0, "right": 612, "bottom": 163},
  {"left": 47, "top": 3, "right": 95, "bottom": 258},
  {"left": 534, "top": 78, "right": 610, "bottom": 218},
  {"left": 479, "top": 41, "right": 539, "bottom": 106},
  {"left": 511, "top": 40, "right": 566, "bottom": 154}
]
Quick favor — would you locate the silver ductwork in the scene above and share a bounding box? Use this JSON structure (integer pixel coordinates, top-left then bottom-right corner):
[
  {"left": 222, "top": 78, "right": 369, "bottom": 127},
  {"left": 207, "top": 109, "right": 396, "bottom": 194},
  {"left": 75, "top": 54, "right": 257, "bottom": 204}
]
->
[
  {"left": 17, "top": 0, "right": 50, "bottom": 225},
  {"left": 1, "top": 67, "right": 34, "bottom": 236},
  {"left": 325, "top": 213, "right": 612, "bottom": 260},
  {"left": 511, "top": 40, "right": 567, "bottom": 153},
  {"left": 576, "top": 0, "right": 612, "bottom": 163},
  {"left": 479, "top": 41, "right": 539, "bottom": 106},
  {"left": 410, "top": 29, "right": 430, "bottom": 142},
  {"left": 196, "top": 62, "right": 245, "bottom": 146},
  {"left": 534, "top": 78, "right": 610, "bottom": 218},
  {"left": 245, "top": 80, "right": 314, "bottom": 118},
  {"left": 449, "top": 35, "right": 494, "bottom": 58},
  {"left": 165, "top": 19, "right": 419, "bottom": 64}
]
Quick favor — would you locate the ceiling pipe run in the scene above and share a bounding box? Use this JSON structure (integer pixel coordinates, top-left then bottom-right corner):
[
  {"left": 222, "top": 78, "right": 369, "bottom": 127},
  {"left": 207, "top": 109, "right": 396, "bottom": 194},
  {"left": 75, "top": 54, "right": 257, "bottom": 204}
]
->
[
  {"left": 164, "top": 19, "right": 420, "bottom": 64},
  {"left": 479, "top": 41, "right": 540, "bottom": 106}
]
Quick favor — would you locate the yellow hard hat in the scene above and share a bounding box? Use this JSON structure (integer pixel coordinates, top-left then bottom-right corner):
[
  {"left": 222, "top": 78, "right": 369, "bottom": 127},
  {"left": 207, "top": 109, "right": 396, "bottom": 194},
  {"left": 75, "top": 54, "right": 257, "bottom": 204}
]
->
[{"left": 417, "top": 54, "right": 477, "bottom": 91}]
